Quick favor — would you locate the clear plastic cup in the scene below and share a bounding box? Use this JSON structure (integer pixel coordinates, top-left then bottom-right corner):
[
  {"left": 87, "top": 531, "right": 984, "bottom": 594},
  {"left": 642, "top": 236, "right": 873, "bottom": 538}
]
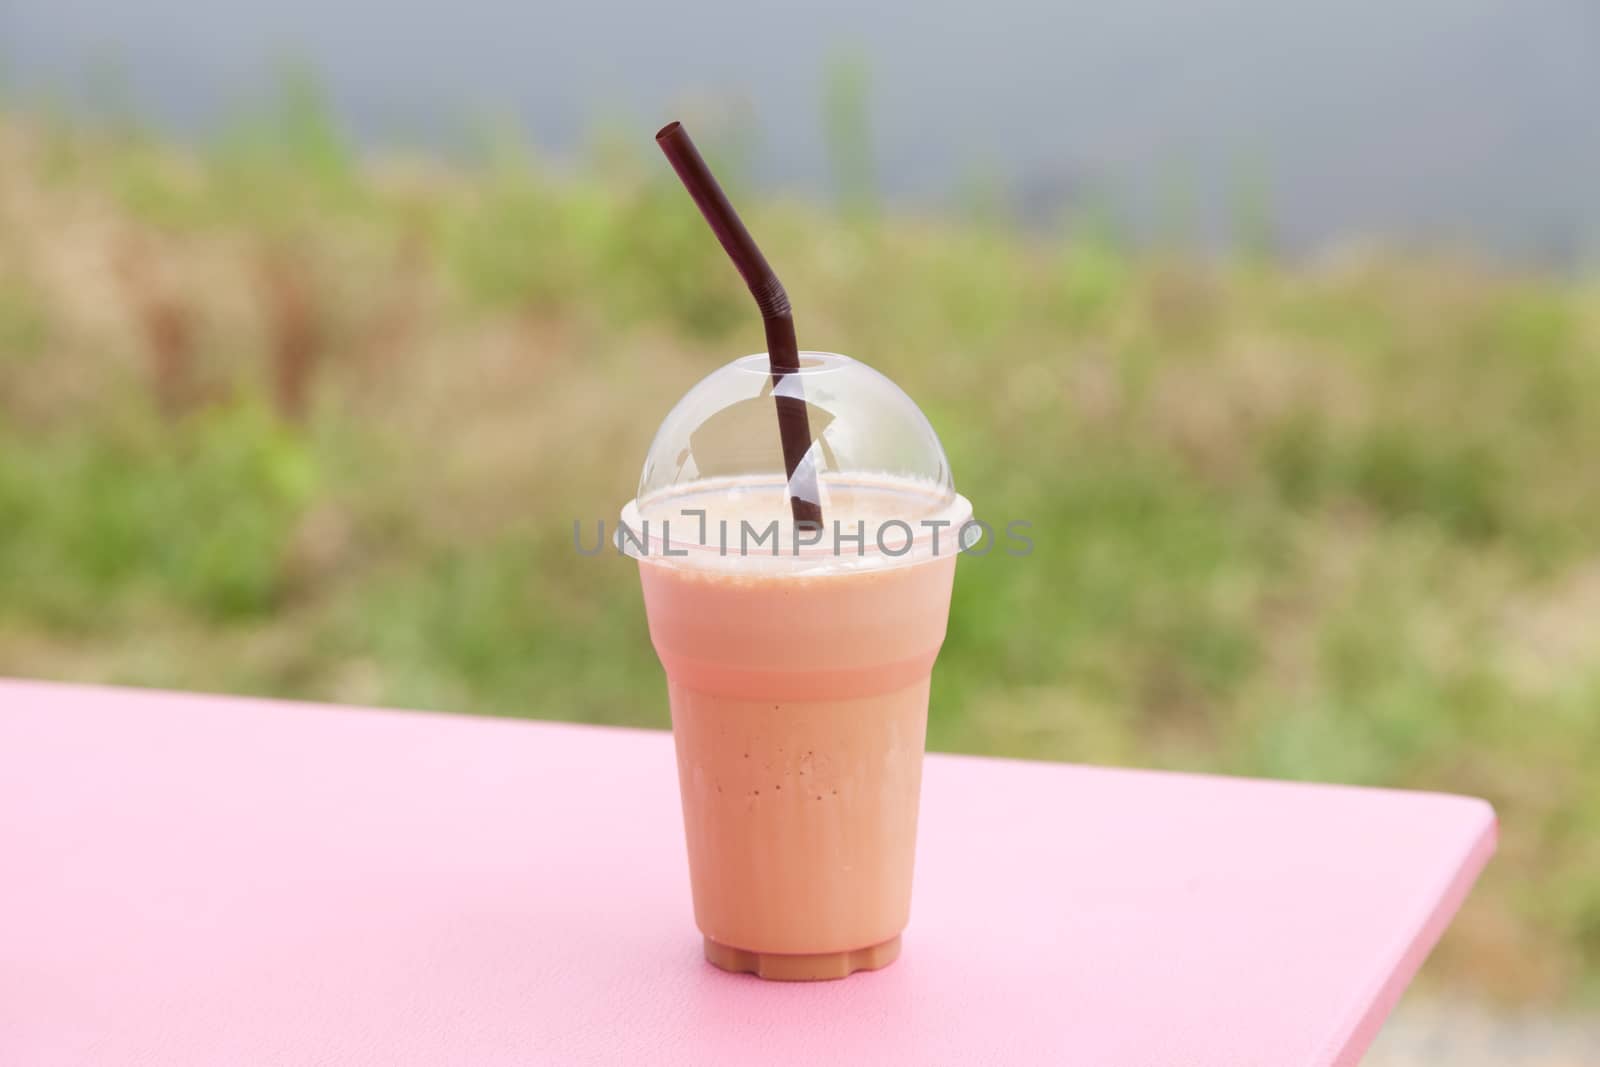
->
[{"left": 621, "top": 351, "right": 971, "bottom": 980}]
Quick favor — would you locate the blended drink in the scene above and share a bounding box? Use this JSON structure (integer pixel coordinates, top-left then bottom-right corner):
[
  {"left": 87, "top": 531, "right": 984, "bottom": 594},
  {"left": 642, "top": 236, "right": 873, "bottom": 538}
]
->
[
  {"left": 643, "top": 120, "right": 967, "bottom": 980},
  {"left": 626, "top": 478, "right": 968, "bottom": 979}
]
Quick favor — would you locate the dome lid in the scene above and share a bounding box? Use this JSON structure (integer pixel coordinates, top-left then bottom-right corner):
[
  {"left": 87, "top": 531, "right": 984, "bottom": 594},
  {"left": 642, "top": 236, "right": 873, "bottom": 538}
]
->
[{"left": 624, "top": 352, "right": 969, "bottom": 569}]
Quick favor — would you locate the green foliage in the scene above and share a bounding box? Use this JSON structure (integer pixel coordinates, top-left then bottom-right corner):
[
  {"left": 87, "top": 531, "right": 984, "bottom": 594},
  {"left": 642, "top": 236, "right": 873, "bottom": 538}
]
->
[
  {"left": 1267, "top": 418, "right": 1506, "bottom": 540},
  {"left": 821, "top": 49, "right": 877, "bottom": 220},
  {"left": 1229, "top": 156, "right": 1275, "bottom": 264},
  {"left": 344, "top": 533, "right": 663, "bottom": 725},
  {"left": 444, "top": 141, "right": 580, "bottom": 312},
  {"left": 604, "top": 172, "right": 753, "bottom": 337},
  {"left": 208, "top": 67, "right": 363, "bottom": 234},
  {"left": 223, "top": 66, "right": 355, "bottom": 191},
  {"left": 0, "top": 284, "right": 48, "bottom": 358},
  {"left": 1058, "top": 213, "right": 1131, "bottom": 332},
  {"left": 1344, "top": 428, "right": 1505, "bottom": 540},
  {"left": 0, "top": 406, "right": 316, "bottom": 625},
  {"left": 443, "top": 132, "right": 747, "bottom": 334}
]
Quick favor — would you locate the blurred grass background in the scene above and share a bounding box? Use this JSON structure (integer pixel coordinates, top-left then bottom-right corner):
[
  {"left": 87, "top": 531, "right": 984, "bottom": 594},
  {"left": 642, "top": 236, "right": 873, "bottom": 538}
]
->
[{"left": 0, "top": 78, "right": 1597, "bottom": 1007}]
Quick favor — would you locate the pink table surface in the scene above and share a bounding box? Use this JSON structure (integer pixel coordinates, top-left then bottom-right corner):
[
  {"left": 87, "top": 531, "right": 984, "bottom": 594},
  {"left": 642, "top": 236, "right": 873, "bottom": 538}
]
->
[{"left": 0, "top": 679, "right": 1495, "bottom": 1066}]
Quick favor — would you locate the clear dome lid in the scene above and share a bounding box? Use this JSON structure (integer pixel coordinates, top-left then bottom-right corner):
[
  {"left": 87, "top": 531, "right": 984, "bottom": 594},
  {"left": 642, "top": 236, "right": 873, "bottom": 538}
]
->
[{"left": 622, "top": 352, "right": 970, "bottom": 569}]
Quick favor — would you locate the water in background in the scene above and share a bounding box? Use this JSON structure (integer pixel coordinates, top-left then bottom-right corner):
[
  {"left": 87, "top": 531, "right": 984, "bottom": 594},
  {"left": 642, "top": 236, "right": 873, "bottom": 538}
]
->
[{"left": 4, "top": 0, "right": 1597, "bottom": 263}]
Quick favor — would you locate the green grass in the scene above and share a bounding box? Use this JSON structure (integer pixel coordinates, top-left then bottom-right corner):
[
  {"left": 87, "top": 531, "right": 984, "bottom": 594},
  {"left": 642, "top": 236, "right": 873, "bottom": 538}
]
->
[{"left": 0, "top": 103, "right": 1597, "bottom": 1004}]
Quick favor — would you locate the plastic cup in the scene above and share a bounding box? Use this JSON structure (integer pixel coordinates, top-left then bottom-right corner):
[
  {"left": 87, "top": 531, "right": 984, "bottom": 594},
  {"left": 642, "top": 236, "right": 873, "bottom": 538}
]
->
[{"left": 621, "top": 352, "right": 971, "bottom": 980}]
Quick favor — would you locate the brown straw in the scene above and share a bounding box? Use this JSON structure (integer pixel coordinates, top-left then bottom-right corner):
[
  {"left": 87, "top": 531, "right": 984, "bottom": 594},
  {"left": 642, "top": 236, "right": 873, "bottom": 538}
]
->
[{"left": 655, "top": 121, "right": 823, "bottom": 529}]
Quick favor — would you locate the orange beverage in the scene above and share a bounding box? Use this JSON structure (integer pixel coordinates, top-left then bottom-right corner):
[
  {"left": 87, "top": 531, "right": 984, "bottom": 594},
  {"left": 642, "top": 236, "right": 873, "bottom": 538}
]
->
[
  {"left": 623, "top": 352, "right": 970, "bottom": 980},
  {"left": 628, "top": 476, "right": 968, "bottom": 979}
]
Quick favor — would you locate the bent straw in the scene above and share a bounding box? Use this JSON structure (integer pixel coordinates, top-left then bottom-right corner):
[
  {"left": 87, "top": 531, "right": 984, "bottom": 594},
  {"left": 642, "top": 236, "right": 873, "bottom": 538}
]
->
[{"left": 655, "top": 121, "right": 823, "bottom": 529}]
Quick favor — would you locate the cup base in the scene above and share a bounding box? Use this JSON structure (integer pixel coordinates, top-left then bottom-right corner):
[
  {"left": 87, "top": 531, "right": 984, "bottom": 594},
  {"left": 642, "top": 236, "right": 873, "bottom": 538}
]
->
[{"left": 703, "top": 935, "right": 902, "bottom": 981}]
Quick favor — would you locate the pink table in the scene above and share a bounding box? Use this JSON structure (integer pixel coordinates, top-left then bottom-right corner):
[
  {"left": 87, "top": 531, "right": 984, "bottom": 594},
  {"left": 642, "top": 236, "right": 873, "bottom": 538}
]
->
[{"left": 0, "top": 680, "right": 1494, "bottom": 1066}]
